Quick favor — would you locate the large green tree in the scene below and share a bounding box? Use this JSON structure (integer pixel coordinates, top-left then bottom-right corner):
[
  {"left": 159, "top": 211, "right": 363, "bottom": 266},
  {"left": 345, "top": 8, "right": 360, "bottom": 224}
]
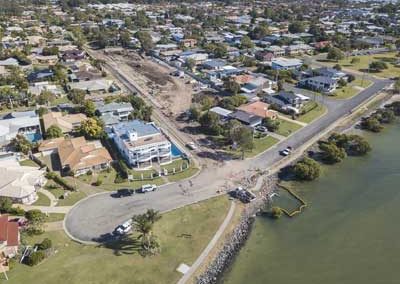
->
[{"left": 46, "top": 125, "right": 63, "bottom": 139}]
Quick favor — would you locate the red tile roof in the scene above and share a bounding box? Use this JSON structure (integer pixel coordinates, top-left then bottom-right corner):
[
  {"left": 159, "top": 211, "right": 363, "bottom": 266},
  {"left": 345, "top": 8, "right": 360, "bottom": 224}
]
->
[{"left": 0, "top": 215, "right": 19, "bottom": 247}]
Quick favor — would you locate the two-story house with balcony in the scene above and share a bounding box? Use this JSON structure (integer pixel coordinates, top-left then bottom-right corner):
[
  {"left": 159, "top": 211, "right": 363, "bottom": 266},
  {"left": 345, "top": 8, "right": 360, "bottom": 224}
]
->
[
  {"left": 95, "top": 102, "right": 133, "bottom": 128},
  {"left": 109, "top": 120, "right": 172, "bottom": 169}
]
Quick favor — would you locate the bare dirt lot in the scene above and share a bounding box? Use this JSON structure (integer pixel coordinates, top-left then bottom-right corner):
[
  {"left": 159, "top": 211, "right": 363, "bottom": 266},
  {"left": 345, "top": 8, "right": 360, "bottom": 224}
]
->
[{"left": 107, "top": 50, "right": 194, "bottom": 115}]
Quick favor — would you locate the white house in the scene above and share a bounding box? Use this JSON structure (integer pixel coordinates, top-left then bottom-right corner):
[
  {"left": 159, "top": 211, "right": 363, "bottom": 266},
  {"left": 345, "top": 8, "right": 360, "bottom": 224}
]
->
[{"left": 109, "top": 120, "right": 172, "bottom": 169}]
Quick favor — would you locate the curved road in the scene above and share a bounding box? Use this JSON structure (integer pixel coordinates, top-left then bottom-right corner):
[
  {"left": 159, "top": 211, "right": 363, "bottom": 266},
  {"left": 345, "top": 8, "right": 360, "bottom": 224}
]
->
[{"left": 64, "top": 74, "right": 391, "bottom": 243}]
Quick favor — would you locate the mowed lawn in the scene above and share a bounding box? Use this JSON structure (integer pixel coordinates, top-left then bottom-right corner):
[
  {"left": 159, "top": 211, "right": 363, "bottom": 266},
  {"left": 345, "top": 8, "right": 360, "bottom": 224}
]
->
[
  {"left": 336, "top": 52, "right": 400, "bottom": 78},
  {"left": 297, "top": 103, "right": 327, "bottom": 123},
  {"left": 245, "top": 136, "right": 279, "bottom": 158},
  {"left": 333, "top": 77, "right": 373, "bottom": 99},
  {"left": 32, "top": 192, "right": 51, "bottom": 206},
  {"left": 6, "top": 196, "right": 231, "bottom": 284},
  {"left": 276, "top": 119, "right": 303, "bottom": 137}
]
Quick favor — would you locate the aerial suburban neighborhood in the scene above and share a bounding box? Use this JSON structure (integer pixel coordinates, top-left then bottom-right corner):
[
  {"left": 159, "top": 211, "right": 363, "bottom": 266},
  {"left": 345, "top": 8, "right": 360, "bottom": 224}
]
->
[{"left": 0, "top": 0, "right": 400, "bottom": 283}]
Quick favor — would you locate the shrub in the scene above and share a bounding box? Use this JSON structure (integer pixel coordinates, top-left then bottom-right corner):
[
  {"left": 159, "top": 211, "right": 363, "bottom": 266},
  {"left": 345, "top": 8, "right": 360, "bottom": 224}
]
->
[
  {"left": 26, "top": 251, "right": 45, "bottom": 266},
  {"left": 87, "top": 170, "right": 93, "bottom": 176},
  {"left": 93, "top": 177, "right": 103, "bottom": 186},
  {"left": 38, "top": 238, "right": 52, "bottom": 250},
  {"left": 291, "top": 157, "right": 321, "bottom": 181},
  {"left": 270, "top": 207, "right": 283, "bottom": 219},
  {"left": 45, "top": 172, "right": 76, "bottom": 191}
]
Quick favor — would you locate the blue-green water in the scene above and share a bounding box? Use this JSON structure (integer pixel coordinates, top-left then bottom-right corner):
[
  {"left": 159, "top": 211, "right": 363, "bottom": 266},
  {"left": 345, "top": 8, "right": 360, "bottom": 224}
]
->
[{"left": 222, "top": 123, "right": 400, "bottom": 284}]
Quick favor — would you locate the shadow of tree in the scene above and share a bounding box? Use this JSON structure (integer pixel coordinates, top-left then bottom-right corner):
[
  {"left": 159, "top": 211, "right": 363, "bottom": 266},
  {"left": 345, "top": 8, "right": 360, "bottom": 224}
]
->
[{"left": 95, "top": 233, "right": 142, "bottom": 256}]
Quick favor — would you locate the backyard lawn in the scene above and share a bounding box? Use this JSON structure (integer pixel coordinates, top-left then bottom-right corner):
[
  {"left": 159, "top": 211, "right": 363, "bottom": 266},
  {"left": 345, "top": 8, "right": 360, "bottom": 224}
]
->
[
  {"left": 5, "top": 196, "right": 231, "bottom": 284},
  {"left": 19, "top": 159, "right": 39, "bottom": 167},
  {"left": 276, "top": 119, "right": 303, "bottom": 137},
  {"left": 32, "top": 192, "right": 51, "bottom": 206}
]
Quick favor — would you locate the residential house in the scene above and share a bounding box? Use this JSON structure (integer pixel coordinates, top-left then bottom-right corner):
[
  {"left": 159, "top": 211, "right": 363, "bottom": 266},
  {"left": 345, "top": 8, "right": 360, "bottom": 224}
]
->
[
  {"left": 0, "top": 112, "right": 41, "bottom": 145},
  {"left": 67, "top": 79, "right": 116, "bottom": 95},
  {"left": 39, "top": 136, "right": 112, "bottom": 176},
  {"left": 28, "top": 81, "right": 63, "bottom": 97},
  {"left": 42, "top": 112, "right": 87, "bottom": 134},
  {"left": 0, "top": 158, "right": 46, "bottom": 205},
  {"left": 271, "top": 58, "right": 303, "bottom": 70},
  {"left": 62, "top": 49, "right": 85, "bottom": 62},
  {"left": 285, "top": 44, "right": 314, "bottom": 56},
  {"left": 266, "top": 46, "right": 285, "bottom": 57},
  {"left": 209, "top": 106, "right": 232, "bottom": 121},
  {"left": 229, "top": 110, "right": 263, "bottom": 128},
  {"left": 315, "top": 67, "right": 348, "bottom": 81},
  {"left": 237, "top": 101, "right": 278, "bottom": 120},
  {"left": 0, "top": 215, "right": 20, "bottom": 259},
  {"left": 0, "top": 58, "right": 19, "bottom": 67},
  {"left": 299, "top": 76, "right": 338, "bottom": 93},
  {"left": 27, "top": 69, "right": 54, "bottom": 82},
  {"left": 263, "top": 91, "right": 310, "bottom": 114},
  {"left": 181, "top": 39, "right": 197, "bottom": 48},
  {"left": 95, "top": 101, "right": 133, "bottom": 127},
  {"left": 241, "top": 76, "right": 273, "bottom": 95},
  {"left": 109, "top": 120, "right": 172, "bottom": 169}
]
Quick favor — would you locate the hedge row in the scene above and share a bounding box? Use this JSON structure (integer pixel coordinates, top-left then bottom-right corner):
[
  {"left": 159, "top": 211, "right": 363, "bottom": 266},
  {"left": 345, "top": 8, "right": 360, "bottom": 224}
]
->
[{"left": 45, "top": 172, "right": 76, "bottom": 191}]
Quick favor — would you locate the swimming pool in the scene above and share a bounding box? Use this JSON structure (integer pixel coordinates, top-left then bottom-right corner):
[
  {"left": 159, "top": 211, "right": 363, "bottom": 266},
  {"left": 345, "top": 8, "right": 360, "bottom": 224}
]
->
[
  {"left": 25, "top": 132, "right": 42, "bottom": 143},
  {"left": 171, "top": 143, "right": 183, "bottom": 158}
]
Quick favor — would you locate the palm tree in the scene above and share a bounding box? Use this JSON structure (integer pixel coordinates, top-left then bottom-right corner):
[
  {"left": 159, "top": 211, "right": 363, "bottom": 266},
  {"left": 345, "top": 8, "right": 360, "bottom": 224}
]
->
[
  {"left": 132, "top": 210, "right": 162, "bottom": 255},
  {"left": 135, "top": 216, "right": 153, "bottom": 250},
  {"left": 145, "top": 209, "right": 161, "bottom": 224}
]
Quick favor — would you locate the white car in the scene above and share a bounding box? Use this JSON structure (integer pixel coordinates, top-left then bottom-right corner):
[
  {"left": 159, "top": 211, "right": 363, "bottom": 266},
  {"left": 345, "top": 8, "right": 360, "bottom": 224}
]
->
[
  {"left": 280, "top": 146, "right": 293, "bottom": 156},
  {"left": 187, "top": 142, "right": 197, "bottom": 150},
  {"left": 115, "top": 220, "right": 132, "bottom": 235},
  {"left": 141, "top": 184, "right": 157, "bottom": 193}
]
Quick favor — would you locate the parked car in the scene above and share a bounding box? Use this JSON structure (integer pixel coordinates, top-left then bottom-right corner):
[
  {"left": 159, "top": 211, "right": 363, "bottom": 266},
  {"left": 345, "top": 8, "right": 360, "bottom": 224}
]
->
[
  {"left": 141, "top": 184, "right": 157, "bottom": 193},
  {"left": 280, "top": 146, "right": 293, "bottom": 156},
  {"left": 186, "top": 142, "right": 197, "bottom": 150},
  {"left": 255, "top": 125, "right": 268, "bottom": 133},
  {"left": 115, "top": 189, "right": 134, "bottom": 197},
  {"left": 115, "top": 220, "right": 132, "bottom": 235}
]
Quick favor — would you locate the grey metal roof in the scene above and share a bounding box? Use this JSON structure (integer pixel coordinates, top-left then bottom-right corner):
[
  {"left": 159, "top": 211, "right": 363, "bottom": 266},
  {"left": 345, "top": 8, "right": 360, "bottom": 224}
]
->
[{"left": 112, "top": 120, "right": 160, "bottom": 138}]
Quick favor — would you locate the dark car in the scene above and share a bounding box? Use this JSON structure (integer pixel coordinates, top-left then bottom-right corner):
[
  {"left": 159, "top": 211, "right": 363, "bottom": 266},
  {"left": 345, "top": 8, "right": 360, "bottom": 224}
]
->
[{"left": 115, "top": 189, "right": 134, "bottom": 197}]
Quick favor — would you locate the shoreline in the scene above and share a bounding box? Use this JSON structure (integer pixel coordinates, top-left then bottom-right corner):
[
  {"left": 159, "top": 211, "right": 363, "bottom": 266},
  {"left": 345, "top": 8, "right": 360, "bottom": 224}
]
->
[{"left": 195, "top": 91, "right": 398, "bottom": 284}]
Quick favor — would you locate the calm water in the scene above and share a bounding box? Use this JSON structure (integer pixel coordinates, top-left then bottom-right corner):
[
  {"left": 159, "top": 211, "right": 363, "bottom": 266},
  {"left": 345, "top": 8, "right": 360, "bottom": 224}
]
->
[{"left": 222, "top": 123, "right": 400, "bottom": 284}]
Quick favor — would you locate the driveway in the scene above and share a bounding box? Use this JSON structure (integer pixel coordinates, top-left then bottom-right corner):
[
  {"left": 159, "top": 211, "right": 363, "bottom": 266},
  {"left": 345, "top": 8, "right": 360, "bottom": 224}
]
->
[{"left": 64, "top": 74, "right": 392, "bottom": 243}]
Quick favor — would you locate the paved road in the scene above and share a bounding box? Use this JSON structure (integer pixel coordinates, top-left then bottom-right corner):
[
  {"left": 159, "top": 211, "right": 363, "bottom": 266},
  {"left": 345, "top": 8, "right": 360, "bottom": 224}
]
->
[{"left": 64, "top": 78, "right": 391, "bottom": 243}]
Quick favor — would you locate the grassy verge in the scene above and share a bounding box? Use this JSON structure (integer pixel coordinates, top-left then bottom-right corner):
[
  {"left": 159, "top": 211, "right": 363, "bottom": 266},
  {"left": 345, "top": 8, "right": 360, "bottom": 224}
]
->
[
  {"left": 225, "top": 135, "right": 279, "bottom": 159},
  {"left": 333, "top": 78, "right": 373, "bottom": 99},
  {"left": 276, "top": 119, "right": 303, "bottom": 137},
  {"left": 98, "top": 169, "right": 165, "bottom": 191},
  {"left": 166, "top": 167, "right": 199, "bottom": 183},
  {"left": 298, "top": 103, "right": 327, "bottom": 123},
  {"left": 56, "top": 191, "right": 87, "bottom": 207},
  {"left": 32, "top": 192, "right": 51, "bottom": 206},
  {"left": 6, "top": 196, "right": 230, "bottom": 284},
  {"left": 45, "top": 213, "right": 65, "bottom": 222}
]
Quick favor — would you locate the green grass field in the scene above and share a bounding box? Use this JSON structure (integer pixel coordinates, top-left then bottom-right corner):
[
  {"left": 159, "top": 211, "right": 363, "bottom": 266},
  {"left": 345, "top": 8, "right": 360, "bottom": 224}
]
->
[
  {"left": 333, "top": 78, "right": 373, "bottom": 99},
  {"left": 19, "top": 159, "right": 39, "bottom": 167},
  {"left": 32, "top": 192, "right": 51, "bottom": 206},
  {"left": 276, "top": 119, "right": 303, "bottom": 137},
  {"left": 335, "top": 52, "right": 400, "bottom": 78},
  {"left": 297, "top": 103, "right": 327, "bottom": 123},
  {"left": 56, "top": 191, "right": 87, "bottom": 207},
  {"left": 45, "top": 213, "right": 65, "bottom": 222},
  {"left": 6, "top": 196, "right": 231, "bottom": 284}
]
